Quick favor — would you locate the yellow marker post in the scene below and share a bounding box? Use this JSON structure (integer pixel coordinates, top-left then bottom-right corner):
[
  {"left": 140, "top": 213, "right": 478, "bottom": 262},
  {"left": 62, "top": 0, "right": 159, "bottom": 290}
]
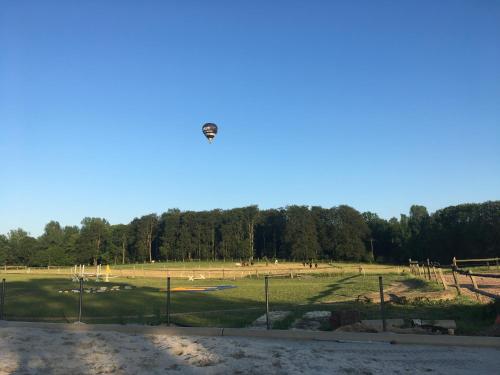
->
[{"left": 105, "top": 265, "right": 111, "bottom": 282}]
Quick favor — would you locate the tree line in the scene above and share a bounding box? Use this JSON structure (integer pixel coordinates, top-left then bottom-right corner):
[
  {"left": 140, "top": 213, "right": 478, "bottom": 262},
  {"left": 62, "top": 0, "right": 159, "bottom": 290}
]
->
[{"left": 0, "top": 201, "right": 498, "bottom": 266}]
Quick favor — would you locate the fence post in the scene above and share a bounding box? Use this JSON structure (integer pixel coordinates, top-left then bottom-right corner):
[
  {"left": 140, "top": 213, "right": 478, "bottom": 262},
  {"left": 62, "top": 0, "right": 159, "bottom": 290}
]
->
[
  {"left": 467, "top": 271, "right": 480, "bottom": 300},
  {"left": 78, "top": 277, "right": 84, "bottom": 323},
  {"left": 0, "top": 279, "right": 5, "bottom": 320},
  {"left": 378, "top": 276, "right": 386, "bottom": 332},
  {"left": 426, "top": 259, "right": 432, "bottom": 280},
  {"left": 265, "top": 276, "right": 270, "bottom": 330},
  {"left": 452, "top": 268, "right": 462, "bottom": 296},
  {"left": 496, "top": 258, "right": 499, "bottom": 270},
  {"left": 166, "top": 277, "right": 171, "bottom": 326},
  {"left": 468, "top": 271, "right": 478, "bottom": 290},
  {"left": 417, "top": 263, "right": 425, "bottom": 277},
  {"left": 438, "top": 268, "right": 448, "bottom": 290},
  {"left": 432, "top": 266, "right": 438, "bottom": 282}
]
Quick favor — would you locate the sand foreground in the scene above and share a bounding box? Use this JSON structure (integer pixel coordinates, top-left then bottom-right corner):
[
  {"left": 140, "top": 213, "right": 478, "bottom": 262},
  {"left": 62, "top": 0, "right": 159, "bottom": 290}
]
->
[{"left": 0, "top": 326, "right": 499, "bottom": 374}]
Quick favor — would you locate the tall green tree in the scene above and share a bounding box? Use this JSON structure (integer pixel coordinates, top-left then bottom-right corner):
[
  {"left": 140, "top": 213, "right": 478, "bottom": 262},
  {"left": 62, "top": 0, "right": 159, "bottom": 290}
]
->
[
  {"left": 0, "top": 234, "right": 8, "bottom": 265},
  {"left": 255, "top": 209, "right": 286, "bottom": 259},
  {"left": 1, "top": 201, "right": 499, "bottom": 265},
  {"left": 110, "top": 224, "right": 129, "bottom": 264},
  {"left": 284, "top": 206, "right": 319, "bottom": 260},
  {"left": 6, "top": 229, "right": 37, "bottom": 265},
  {"left": 158, "top": 209, "right": 181, "bottom": 261},
  {"left": 331, "top": 205, "right": 371, "bottom": 261},
  {"left": 129, "top": 214, "right": 158, "bottom": 262},
  {"left": 77, "top": 218, "right": 110, "bottom": 264},
  {"left": 35, "top": 221, "right": 72, "bottom": 266}
]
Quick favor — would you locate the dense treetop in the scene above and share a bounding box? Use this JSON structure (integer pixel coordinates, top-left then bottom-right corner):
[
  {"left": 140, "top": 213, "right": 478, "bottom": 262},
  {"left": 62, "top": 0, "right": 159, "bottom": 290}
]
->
[{"left": 0, "top": 201, "right": 498, "bottom": 266}]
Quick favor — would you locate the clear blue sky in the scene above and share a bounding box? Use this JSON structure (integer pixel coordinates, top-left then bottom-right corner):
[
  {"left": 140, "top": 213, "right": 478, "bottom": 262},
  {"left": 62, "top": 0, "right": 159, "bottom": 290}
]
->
[{"left": 1, "top": 0, "right": 499, "bottom": 236}]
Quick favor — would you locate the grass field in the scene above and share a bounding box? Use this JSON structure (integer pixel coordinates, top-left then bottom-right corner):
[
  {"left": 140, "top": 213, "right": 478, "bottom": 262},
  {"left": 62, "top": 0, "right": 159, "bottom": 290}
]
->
[{"left": 0, "top": 271, "right": 496, "bottom": 335}]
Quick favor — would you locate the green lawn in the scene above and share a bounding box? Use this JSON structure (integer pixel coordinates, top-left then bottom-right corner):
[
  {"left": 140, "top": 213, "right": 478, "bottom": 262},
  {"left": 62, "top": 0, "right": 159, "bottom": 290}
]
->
[{"left": 0, "top": 273, "right": 495, "bottom": 335}]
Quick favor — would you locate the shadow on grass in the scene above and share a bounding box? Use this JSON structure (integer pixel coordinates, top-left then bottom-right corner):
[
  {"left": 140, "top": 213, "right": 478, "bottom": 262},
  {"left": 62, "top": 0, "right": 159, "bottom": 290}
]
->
[
  {"left": 307, "top": 274, "right": 362, "bottom": 304},
  {"left": 1, "top": 277, "right": 265, "bottom": 328}
]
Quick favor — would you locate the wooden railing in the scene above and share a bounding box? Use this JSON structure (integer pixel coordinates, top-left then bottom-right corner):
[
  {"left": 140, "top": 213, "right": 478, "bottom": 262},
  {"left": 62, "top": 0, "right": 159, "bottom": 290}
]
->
[
  {"left": 408, "top": 258, "right": 448, "bottom": 289},
  {"left": 451, "top": 257, "right": 500, "bottom": 300}
]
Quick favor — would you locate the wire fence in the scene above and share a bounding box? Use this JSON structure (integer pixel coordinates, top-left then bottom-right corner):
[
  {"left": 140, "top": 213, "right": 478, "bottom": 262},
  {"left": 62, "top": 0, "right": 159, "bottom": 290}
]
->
[
  {"left": 8, "top": 259, "right": 493, "bottom": 330},
  {"left": 0, "top": 271, "right": 396, "bottom": 330}
]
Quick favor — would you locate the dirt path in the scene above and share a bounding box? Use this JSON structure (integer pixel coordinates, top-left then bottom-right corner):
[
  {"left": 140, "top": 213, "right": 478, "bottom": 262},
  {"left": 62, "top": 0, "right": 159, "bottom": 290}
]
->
[{"left": 1, "top": 326, "right": 499, "bottom": 374}]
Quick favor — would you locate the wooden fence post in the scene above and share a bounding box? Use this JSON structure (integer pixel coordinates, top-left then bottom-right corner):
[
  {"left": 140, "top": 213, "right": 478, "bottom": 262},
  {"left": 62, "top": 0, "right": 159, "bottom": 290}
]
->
[
  {"left": 468, "top": 271, "right": 480, "bottom": 300},
  {"left": 468, "top": 271, "right": 478, "bottom": 290},
  {"left": 438, "top": 268, "right": 448, "bottom": 290},
  {"left": 432, "top": 266, "right": 439, "bottom": 282},
  {"left": 452, "top": 269, "right": 462, "bottom": 295}
]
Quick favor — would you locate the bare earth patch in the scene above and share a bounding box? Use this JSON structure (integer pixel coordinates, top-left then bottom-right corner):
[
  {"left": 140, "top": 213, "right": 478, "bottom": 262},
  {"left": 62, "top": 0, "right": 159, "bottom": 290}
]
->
[{"left": 363, "top": 279, "right": 455, "bottom": 303}]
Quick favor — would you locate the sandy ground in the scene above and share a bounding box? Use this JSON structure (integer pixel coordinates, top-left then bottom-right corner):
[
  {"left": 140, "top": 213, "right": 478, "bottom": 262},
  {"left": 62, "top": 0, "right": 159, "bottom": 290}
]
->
[
  {"left": 0, "top": 327, "right": 499, "bottom": 374},
  {"left": 1, "top": 263, "right": 400, "bottom": 280}
]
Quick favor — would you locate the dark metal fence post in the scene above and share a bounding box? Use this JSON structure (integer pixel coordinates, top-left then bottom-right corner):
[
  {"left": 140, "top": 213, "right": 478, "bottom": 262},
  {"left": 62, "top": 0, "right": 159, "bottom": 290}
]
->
[
  {"left": 265, "top": 276, "right": 270, "bottom": 330},
  {"left": 426, "top": 259, "right": 432, "bottom": 280},
  {"left": 166, "top": 277, "right": 171, "bottom": 326},
  {"left": 378, "top": 276, "right": 386, "bottom": 332},
  {"left": 78, "top": 277, "right": 83, "bottom": 323},
  {"left": 0, "top": 279, "right": 5, "bottom": 320}
]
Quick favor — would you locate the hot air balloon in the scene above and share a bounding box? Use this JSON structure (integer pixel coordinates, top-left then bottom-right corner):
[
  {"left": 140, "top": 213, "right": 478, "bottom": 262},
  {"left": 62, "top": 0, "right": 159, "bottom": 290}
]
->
[{"left": 202, "top": 123, "right": 218, "bottom": 143}]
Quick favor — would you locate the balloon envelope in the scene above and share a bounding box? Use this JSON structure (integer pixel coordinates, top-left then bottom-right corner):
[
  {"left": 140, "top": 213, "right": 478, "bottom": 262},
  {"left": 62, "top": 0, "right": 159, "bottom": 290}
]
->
[{"left": 202, "top": 123, "right": 218, "bottom": 143}]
